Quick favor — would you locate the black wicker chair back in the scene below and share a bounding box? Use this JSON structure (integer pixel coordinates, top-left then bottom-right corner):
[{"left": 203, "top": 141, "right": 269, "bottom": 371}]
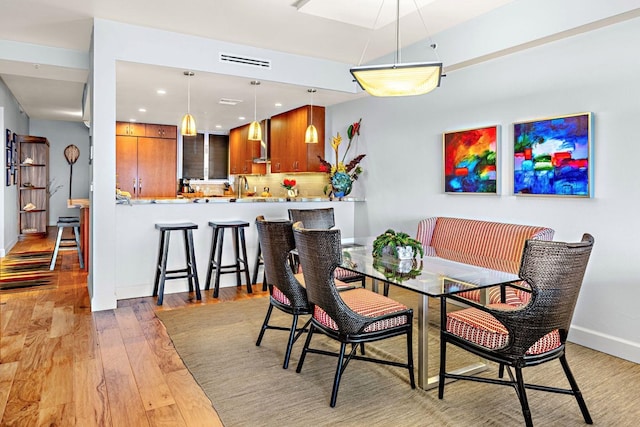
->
[
  {"left": 288, "top": 207, "right": 365, "bottom": 287},
  {"left": 292, "top": 223, "right": 365, "bottom": 334},
  {"left": 288, "top": 207, "right": 335, "bottom": 229},
  {"left": 499, "top": 233, "right": 594, "bottom": 356},
  {"left": 256, "top": 216, "right": 308, "bottom": 309},
  {"left": 438, "top": 233, "right": 595, "bottom": 427},
  {"left": 254, "top": 216, "right": 312, "bottom": 369},
  {"left": 292, "top": 221, "right": 415, "bottom": 407}
]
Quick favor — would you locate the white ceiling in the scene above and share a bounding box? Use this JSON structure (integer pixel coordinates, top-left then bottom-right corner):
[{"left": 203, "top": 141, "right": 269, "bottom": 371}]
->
[{"left": 0, "top": 0, "right": 517, "bottom": 131}]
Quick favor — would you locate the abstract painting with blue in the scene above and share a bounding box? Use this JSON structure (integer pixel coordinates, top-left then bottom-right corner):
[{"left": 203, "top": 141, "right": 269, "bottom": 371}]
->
[
  {"left": 443, "top": 125, "right": 498, "bottom": 194},
  {"left": 514, "top": 112, "right": 592, "bottom": 197}
]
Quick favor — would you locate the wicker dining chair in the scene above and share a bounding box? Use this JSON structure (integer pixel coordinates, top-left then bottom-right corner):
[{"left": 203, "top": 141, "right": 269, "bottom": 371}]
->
[
  {"left": 438, "top": 234, "right": 595, "bottom": 427},
  {"left": 288, "top": 208, "right": 366, "bottom": 287},
  {"left": 255, "top": 216, "right": 312, "bottom": 369},
  {"left": 292, "top": 221, "right": 415, "bottom": 407}
]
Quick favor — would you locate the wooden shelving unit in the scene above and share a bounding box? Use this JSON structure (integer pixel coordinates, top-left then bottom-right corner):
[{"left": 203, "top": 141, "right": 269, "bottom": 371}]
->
[{"left": 16, "top": 135, "right": 49, "bottom": 239}]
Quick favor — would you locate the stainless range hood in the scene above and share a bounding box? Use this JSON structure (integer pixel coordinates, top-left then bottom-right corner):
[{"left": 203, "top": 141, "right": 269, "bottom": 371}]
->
[{"left": 253, "top": 119, "right": 270, "bottom": 163}]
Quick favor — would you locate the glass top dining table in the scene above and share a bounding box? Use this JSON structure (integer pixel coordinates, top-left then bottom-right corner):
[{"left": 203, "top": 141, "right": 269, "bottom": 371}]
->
[{"left": 339, "top": 239, "right": 520, "bottom": 389}]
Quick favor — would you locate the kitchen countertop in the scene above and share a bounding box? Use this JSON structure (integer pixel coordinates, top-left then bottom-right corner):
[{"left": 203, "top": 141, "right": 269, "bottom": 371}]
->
[{"left": 117, "top": 196, "right": 364, "bottom": 205}]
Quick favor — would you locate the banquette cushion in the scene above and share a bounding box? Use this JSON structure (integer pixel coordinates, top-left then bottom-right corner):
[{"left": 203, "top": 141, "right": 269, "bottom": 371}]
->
[{"left": 416, "top": 217, "right": 554, "bottom": 305}]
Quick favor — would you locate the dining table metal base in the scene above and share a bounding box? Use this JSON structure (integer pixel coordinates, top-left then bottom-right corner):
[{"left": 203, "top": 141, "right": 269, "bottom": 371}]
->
[{"left": 371, "top": 280, "right": 489, "bottom": 390}]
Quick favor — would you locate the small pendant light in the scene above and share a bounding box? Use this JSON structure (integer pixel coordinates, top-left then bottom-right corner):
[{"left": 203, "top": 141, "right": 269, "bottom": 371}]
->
[
  {"left": 248, "top": 80, "right": 262, "bottom": 141},
  {"left": 181, "top": 71, "right": 197, "bottom": 136},
  {"left": 305, "top": 88, "right": 318, "bottom": 144}
]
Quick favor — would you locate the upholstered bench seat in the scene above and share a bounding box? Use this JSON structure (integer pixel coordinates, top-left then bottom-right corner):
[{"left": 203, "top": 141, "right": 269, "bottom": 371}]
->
[
  {"left": 313, "top": 288, "right": 409, "bottom": 332},
  {"left": 447, "top": 305, "right": 562, "bottom": 355},
  {"left": 416, "top": 217, "right": 555, "bottom": 306}
]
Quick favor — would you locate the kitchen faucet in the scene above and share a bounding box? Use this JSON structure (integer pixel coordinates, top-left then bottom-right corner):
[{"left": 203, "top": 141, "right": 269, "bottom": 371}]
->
[{"left": 237, "top": 175, "right": 249, "bottom": 198}]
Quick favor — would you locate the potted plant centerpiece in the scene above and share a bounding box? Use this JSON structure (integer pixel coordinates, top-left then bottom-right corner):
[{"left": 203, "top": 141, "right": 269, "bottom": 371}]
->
[
  {"left": 372, "top": 229, "right": 424, "bottom": 260},
  {"left": 372, "top": 229, "right": 425, "bottom": 278}
]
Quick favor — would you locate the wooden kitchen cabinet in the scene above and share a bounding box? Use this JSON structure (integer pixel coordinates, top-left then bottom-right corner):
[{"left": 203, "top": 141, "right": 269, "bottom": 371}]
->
[
  {"left": 116, "top": 122, "right": 177, "bottom": 198},
  {"left": 116, "top": 121, "right": 146, "bottom": 136},
  {"left": 229, "top": 122, "right": 266, "bottom": 175},
  {"left": 145, "top": 124, "right": 177, "bottom": 139},
  {"left": 16, "top": 135, "right": 49, "bottom": 239},
  {"left": 270, "top": 105, "right": 324, "bottom": 173}
]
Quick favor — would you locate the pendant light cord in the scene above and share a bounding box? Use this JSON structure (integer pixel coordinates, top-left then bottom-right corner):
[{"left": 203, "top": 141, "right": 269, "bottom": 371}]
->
[
  {"left": 356, "top": 0, "right": 386, "bottom": 66},
  {"left": 310, "top": 89, "right": 313, "bottom": 123},
  {"left": 412, "top": 0, "right": 441, "bottom": 62},
  {"left": 187, "top": 77, "right": 191, "bottom": 113},
  {"left": 395, "top": 0, "right": 400, "bottom": 65},
  {"left": 254, "top": 82, "right": 257, "bottom": 122}
]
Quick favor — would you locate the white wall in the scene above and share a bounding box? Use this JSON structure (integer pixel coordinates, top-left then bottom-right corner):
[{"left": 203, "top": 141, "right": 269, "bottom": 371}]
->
[
  {"left": 1, "top": 79, "right": 29, "bottom": 256},
  {"left": 328, "top": 16, "right": 640, "bottom": 363},
  {"left": 29, "top": 120, "right": 90, "bottom": 224}
]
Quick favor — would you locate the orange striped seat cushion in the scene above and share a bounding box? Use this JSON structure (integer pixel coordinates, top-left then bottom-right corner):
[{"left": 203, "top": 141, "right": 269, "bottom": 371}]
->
[
  {"left": 447, "top": 305, "right": 561, "bottom": 355},
  {"left": 272, "top": 273, "right": 352, "bottom": 306},
  {"left": 334, "top": 267, "right": 363, "bottom": 281},
  {"left": 272, "top": 286, "right": 291, "bottom": 306},
  {"left": 314, "top": 288, "right": 409, "bottom": 333}
]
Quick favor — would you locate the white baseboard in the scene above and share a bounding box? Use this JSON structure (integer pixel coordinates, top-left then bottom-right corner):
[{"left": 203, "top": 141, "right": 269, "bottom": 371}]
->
[
  {"left": 569, "top": 325, "right": 640, "bottom": 364},
  {"left": 2, "top": 238, "right": 17, "bottom": 258}
]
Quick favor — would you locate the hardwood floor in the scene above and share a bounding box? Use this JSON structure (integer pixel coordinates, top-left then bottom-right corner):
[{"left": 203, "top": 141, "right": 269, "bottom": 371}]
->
[{"left": 0, "top": 229, "right": 268, "bottom": 426}]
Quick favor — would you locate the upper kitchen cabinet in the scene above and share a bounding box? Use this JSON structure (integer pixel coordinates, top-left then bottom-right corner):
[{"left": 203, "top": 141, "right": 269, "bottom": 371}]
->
[
  {"left": 270, "top": 105, "right": 325, "bottom": 173},
  {"left": 115, "top": 122, "right": 177, "bottom": 198},
  {"left": 116, "top": 121, "right": 146, "bottom": 136},
  {"left": 145, "top": 124, "right": 177, "bottom": 139},
  {"left": 229, "top": 121, "right": 267, "bottom": 175}
]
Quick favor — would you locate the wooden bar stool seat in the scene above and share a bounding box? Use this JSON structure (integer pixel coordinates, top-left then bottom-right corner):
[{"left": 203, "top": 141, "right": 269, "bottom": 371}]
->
[
  {"left": 153, "top": 222, "right": 201, "bottom": 306},
  {"left": 50, "top": 217, "right": 84, "bottom": 270},
  {"left": 205, "top": 220, "right": 252, "bottom": 298}
]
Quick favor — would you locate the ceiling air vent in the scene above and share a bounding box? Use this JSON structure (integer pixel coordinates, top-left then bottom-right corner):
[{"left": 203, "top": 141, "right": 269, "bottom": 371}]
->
[
  {"left": 219, "top": 98, "right": 243, "bottom": 106},
  {"left": 219, "top": 53, "right": 271, "bottom": 69}
]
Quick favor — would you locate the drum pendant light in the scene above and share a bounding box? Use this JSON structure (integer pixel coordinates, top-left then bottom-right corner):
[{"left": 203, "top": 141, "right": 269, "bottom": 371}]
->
[
  {"left": 305, "top": 88, "right": 318, "bottom": 144},
  {"left": 350, "top": 0, "right": 442, "bottom": 97},
  {"left": 181, "top": 71, "right": 197, "bottom": 136},
  {"left": 248, "top": 81, "right": 262, "bottom": 141}
]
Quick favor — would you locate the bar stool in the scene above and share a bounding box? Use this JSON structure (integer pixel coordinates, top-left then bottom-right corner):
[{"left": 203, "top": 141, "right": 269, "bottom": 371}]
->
[
  {"left": 252, "top": 241, "right": 267, "bottom": 291},
  {"left": 205, "top": 220, "right": 252, "bottom": 298},
  {"left": 50, "top": 217, "right": 84, "bottom": 270},
  {"left": 153, "top": 222, "right": 201, "bottom": 306}
]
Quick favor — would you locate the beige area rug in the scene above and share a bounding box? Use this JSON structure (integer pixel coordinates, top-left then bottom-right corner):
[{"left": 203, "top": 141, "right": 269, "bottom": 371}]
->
[{"left": 157, "top": 289, "right": 640, "bottom": 427}]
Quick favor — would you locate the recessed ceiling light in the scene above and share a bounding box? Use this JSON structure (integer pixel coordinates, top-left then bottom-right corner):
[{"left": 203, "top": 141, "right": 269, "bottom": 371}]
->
[
  {"left": 215, "top": 125, "right": 222, "bottom": 129},
  {"left": 275, "top": 102, "right": 282, "bottom": 107},
  {"left": 238, "top": 116, "right": 246, "bottom": 120},
  {"left": 138, "top": 108, "right": 147, "bottom": 112},
  {"left": 156, "top": 89, "right": 166, "bottom": 95},
  {"left": 129, "top": 119, "right": 137, "bottom": 122}
]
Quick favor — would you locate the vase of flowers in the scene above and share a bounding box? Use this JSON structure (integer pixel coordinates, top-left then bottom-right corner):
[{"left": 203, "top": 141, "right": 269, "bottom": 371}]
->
[
  {"left": 318, "top": 118, "right": 365, "bottom": 200},
  {"left": 281, "top": 178, "right": 297, "bottom": 198}
]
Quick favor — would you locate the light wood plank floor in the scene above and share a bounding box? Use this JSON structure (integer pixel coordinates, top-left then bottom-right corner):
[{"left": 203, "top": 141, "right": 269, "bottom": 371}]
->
[{"left": 0, "top": 228, "right": 268, "bottom": 426}]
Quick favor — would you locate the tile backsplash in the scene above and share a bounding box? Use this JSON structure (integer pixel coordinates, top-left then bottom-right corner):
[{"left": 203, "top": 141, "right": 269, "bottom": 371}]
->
[{"left": 189, "top": 173, "right": 331, "bottom": 197}]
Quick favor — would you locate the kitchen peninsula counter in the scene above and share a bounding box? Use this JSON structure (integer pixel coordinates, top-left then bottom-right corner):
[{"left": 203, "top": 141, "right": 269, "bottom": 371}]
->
[
  {"left": 119, "top": 196, "right": 364, "bottom": 204},
  {"left": 114, "top": 197, "right": 362, "bottom": 301}
]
